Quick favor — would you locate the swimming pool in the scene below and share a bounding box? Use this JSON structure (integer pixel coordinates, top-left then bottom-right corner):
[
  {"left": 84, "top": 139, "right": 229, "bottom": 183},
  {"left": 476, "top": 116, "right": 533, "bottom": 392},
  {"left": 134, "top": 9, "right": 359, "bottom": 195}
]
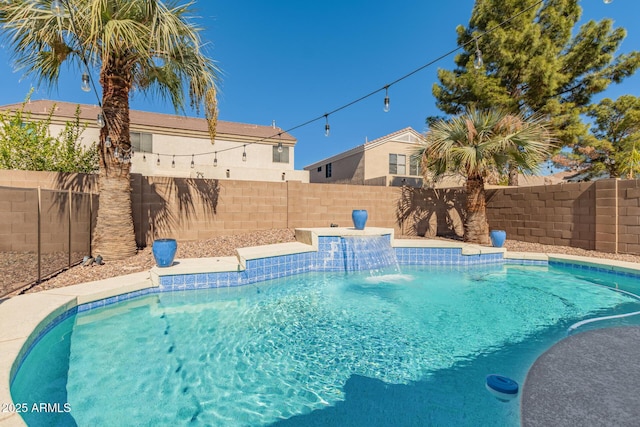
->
[{"left": 11, "top": 263, "right": 640, "bottom": 426}]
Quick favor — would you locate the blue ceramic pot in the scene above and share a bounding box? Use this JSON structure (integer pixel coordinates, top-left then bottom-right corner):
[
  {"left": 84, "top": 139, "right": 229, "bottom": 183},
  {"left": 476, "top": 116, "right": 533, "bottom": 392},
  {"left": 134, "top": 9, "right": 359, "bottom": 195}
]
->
[
  {"left": 489, "top": 230, "right": 506, "bottom": 248},
  {"left": 352, "top": 209, "right": 368, "bottom": 230},
  {"left": 153, "top": 238, "right": 177, "bottom": 267}
]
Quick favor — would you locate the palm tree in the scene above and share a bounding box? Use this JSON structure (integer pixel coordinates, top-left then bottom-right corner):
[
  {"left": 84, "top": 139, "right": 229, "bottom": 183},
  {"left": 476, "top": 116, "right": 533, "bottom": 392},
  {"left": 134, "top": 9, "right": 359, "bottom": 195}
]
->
[
  {"left": 0, "top": 0, "right": 219, "bottom": 260},
  {"left": 417, "top": 108, "right": 554, "bottom": 245}
]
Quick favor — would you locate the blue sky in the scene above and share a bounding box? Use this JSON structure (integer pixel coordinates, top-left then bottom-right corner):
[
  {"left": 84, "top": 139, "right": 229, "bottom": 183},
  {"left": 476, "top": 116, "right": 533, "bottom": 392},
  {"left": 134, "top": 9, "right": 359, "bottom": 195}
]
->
[{"left": 0, "top": 0, "right": 638, "bottom": 169}]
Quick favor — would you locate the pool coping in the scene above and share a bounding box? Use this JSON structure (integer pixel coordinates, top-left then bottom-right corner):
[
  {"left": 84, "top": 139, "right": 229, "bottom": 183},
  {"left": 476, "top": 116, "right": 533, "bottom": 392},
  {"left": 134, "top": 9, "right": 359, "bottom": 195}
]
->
[{"left": 1, "top": 228, "right": 639, "bottom": 426}]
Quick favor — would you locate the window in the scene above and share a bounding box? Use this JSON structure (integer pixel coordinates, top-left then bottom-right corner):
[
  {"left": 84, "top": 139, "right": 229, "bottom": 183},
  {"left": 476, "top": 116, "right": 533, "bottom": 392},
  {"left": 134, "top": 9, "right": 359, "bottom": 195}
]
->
[
  {"left": 325, "top": 163, "right": 332, "bottom": 178},
  {"left": 410, "top": 154, "right": 421, "bottom": 176},
  {"left": 317, "top": 166, "right": 322, "bottom": 172},
  {"left": 130, "top": 132, "right": 153, "bottom": 153},
  {"left": 389, "top": 154, "right": 406, "bottom": 175},
  {"left": 272, "top": 146, "right": 290, "bottom": 163}
]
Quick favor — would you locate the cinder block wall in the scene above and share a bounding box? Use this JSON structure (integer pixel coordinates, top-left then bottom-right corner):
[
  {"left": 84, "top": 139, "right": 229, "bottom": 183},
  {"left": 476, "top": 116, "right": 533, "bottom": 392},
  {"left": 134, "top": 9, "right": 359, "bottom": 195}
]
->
[
  {"left": 285, "top": 181, "right": 401, "bottom": 230},
  {"left": 486, "top": 182, "right": 596, "bottom": 250},
  {"left": 0, "top": 170, "right": 96, "bottom": 192},
  {"left": 133, "top": 179, "right": 466, "bottom": 244},
  {"left": 0, "top": 171, "right": 95, "bottom": 254},
  {"left": 616, "top": 180, "right": 640, "bottom": 254},
  {"left": 135, "top": 176, "right": 289, "bottom": 242},
  {"left": 1, "top": 170, "right": 636, "bottom": 256}
]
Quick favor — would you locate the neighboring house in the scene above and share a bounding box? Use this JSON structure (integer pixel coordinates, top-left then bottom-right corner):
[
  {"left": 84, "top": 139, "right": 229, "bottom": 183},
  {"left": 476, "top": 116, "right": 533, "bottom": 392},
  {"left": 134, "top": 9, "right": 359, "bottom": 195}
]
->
[
  {"left": 0, "top": 100, "right": 309, "bottom": 182},
  {"left": 304, "top": 127, "right": 425, "bottom": 187}
]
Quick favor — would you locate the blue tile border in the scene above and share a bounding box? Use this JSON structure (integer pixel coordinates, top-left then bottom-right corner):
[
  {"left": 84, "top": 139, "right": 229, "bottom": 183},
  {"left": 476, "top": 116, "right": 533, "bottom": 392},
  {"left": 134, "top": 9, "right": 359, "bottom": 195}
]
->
[
  {"left": 550, "top": 260, "right": 640, "bottom": 279},
  {"left": 76, "top": 287, "right": 160, "bottom": 312},
  {"left": 505, "top": 258, "right": 548, "bottom": 266}
]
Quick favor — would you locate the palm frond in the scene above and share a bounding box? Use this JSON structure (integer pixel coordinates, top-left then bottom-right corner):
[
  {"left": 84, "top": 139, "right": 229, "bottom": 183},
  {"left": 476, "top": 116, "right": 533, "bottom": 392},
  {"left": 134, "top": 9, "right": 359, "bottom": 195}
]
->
[
  {"left": 418, "top": 107, "right": 555, "bottom": 183},
  {"left": 1, "top": 0, "right": 220, "bottom": 136}
]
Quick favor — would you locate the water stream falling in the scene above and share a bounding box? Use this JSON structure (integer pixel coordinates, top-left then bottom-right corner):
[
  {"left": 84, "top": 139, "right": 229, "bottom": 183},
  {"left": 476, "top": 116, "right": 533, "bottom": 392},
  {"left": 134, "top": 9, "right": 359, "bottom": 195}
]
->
[{"left": 342, "top": 235, "right": 401, "bottom": 275}]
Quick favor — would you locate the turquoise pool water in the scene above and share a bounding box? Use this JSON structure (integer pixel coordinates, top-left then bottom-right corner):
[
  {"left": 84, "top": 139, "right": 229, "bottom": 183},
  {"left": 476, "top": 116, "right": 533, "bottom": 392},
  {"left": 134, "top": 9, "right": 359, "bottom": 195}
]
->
[{"left": 12, "top": 264, "right": 640, "bottom": 426}]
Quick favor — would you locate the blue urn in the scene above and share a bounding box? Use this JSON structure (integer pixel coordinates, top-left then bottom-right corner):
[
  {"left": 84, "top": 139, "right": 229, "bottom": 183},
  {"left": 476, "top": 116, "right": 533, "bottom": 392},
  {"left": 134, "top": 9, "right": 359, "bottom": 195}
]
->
[
  {"left": 152, "top": 238, "right": 178, "bottom": 267},
  {"left": 352, "top": 209, "right": 368, "bottom": 230},
  {"left": 489, "top": 230, "right": 506, "bottom": 248}
]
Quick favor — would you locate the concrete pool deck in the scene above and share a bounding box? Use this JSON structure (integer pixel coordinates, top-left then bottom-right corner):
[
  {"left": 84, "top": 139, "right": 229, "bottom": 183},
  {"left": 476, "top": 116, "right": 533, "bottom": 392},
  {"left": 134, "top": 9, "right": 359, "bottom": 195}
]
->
[
  {"left": 522, "top": 326, "right": 640, "bottom": 427},
  {"left": 1, "top": 229, "right": 640, "bottom": 426}
]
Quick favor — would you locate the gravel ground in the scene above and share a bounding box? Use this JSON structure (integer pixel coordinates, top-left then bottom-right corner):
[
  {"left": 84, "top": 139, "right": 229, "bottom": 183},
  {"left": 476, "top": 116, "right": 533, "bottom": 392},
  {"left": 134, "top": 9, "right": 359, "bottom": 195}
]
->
[{"left": 4, "top": 229, "right": 640, "bottom": 297}]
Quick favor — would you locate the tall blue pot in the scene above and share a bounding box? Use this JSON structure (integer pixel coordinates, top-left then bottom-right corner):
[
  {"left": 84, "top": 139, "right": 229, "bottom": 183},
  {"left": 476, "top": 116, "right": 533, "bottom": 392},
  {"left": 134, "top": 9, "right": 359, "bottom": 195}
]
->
[
  {"left": 153, "top": 238, "right": 177, "bottom": 267},
  {"left": 489, "top": 230, "right": 506, "bottom": 248},
  {"left": 352, "top": 209, "right": 368, "bottom": 230}
]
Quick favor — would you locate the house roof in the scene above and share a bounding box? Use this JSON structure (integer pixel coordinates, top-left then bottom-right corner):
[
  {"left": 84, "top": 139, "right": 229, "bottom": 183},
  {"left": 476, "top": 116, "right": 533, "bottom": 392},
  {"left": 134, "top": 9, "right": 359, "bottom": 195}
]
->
[
  {"left": 0, "top": 99, "right": 296, "bottom": 143},
  {"left": 304, "top": 127, "right": 423, "bottom": 169}
]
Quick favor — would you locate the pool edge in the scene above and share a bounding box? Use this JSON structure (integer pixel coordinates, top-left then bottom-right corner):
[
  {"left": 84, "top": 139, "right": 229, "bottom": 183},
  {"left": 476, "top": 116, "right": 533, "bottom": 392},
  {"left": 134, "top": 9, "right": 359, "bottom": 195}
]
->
[{"left": 0, "top": 271, "right": 155, "bottom": 427}]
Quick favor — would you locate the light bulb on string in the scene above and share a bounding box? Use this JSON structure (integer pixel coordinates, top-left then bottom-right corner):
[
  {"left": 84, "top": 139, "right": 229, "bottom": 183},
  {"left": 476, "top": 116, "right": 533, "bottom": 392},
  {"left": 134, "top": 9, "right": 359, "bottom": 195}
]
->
[
  {"left": 277, "top": 134, "right": 283, "bottom": 153},
  {"left": 383, "top": 86, "right": 390, "bottom": 113},
  {"left": 324, "top": 115, "right": 330, "bottom": 137},
  {"left": 190, "top": 154, "right": 195, "bottom": 168},
  {"left": 156, "top": 154, "right": 160, "bottom": 166},
  {"left": 51, "top": 0, "right": 65, "bottom": 17},
  {"left": 96, "top": 113, "right": 105, "bottom": 128},
  {"left": 213, "top": 152, "right": 218, "bottom": 167},
  {"left": 143, "top": 152, "right": 146, "bottom": 162},
  {"left": 114, "top": 147, "right": 119, "bottom": 158},
  {"left": 242, "top": 145, "right": 247, "bottom": 162},
  {"left": 473, "top": 38, "right": 483, "bottom": 70},
  {"left": 172, "top": 155, "right": 176, "bottom": 168},
  {"left": 104, "top": 136, "right": 111, "bottom": 148},
  {"left": 603, "top": 0, "right": 613, "bottom": 3},
  {"left": 81, "top": 73, "right": 91, "bottom": 92}
]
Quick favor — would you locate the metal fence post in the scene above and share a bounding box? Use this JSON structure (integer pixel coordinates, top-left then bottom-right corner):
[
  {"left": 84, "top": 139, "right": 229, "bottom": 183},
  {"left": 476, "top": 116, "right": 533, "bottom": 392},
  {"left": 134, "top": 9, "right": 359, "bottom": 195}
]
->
[
  {"left": 37, "top": 186, "right": 42, "bottom": 284},
  {"left": 68, "top": 188, "right": 72, "bottom": 268}
]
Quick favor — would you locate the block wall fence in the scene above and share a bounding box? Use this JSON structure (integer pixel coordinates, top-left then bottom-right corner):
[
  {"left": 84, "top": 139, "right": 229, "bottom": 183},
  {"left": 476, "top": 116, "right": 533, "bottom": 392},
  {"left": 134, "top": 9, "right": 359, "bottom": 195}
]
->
[{"left": 0, "top": 170, "right": 635, "bottom": 255}]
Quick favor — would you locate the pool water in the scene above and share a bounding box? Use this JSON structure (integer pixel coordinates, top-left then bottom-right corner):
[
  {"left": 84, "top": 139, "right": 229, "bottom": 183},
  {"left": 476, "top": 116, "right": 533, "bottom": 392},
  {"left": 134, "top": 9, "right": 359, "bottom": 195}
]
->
[{"left": 12, "top": 264, "right": 640, "bottom": 426}]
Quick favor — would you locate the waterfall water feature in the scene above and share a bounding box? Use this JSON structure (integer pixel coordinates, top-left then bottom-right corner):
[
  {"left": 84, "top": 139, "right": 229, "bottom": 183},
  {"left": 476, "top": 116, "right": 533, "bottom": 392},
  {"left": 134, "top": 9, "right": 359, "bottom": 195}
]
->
[{"left": 342, "top": 235, "right": 401, "bottom": 274}]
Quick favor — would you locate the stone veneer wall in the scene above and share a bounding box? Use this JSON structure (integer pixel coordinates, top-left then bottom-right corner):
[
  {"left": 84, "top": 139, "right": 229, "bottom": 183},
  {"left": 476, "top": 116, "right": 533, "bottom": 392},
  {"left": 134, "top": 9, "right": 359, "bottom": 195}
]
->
[{"left": 1, "top": 170, "right": 638, "bottom": 255}]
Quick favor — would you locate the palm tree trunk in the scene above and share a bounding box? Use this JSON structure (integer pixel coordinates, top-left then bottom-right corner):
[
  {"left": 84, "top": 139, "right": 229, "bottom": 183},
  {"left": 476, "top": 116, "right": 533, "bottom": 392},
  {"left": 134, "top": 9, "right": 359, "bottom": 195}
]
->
[
  {"left": 92, "top": 62, "right": 137, "bottom": 260},
  {"left": 93, "top": 168, "right": 137, "bottom": 260},
  {"left": 464, "top": 175, "right": 490, "bottom": 245}
]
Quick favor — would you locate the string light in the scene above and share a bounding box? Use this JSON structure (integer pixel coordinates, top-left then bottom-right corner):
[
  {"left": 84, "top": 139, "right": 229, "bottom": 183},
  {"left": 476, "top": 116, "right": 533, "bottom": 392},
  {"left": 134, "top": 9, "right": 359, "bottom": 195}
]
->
[
  {"left": 142, "top": 152, "right": 146, "bottom": 162},
  {"left": 156, "top": 154, "right": 160, "bottom": 166},
  {"left": 81, "top": 73, "right": 91, "bottom": 92},
  {"left": 171, "top": 155, "right": 176, "bottom": 168},
  {"left": 51, "top": 0, "right": 65, "bottom": 17},
  {"left": 213, "top": 151, "right": 218, "bottom": 167},
  {"left": 277, "top": 134, "right": 283, "bottom": 153},
  {"left": 473, "top": 38, "right": 483, "bottom": 69},
  {"left": 383, "top": 86, "right": 390, "bottom": 112},
  {"left": 104, "top": 136, "right": 111, "bottom": 148},
  {"left": 603, "top": 0, "right": 613, "bottom": 3},
  {"left": 96, "top": 114, "right": 105, "bottom": 128},
  {"left": 324, "top": 115, "right": 330, "bottom": 137},
  {"left": 242, "top": 145, "right": 247, "bottom": 162},
  {"left": 190, "top": 154, "right": 195, "bottom": 168}
]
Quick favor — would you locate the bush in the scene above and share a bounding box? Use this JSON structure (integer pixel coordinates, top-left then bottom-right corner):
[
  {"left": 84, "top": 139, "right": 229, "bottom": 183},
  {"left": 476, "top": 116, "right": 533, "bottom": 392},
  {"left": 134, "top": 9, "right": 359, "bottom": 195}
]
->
[{"left": 0, "top": 96, "right": 98, "bottom": 173}]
